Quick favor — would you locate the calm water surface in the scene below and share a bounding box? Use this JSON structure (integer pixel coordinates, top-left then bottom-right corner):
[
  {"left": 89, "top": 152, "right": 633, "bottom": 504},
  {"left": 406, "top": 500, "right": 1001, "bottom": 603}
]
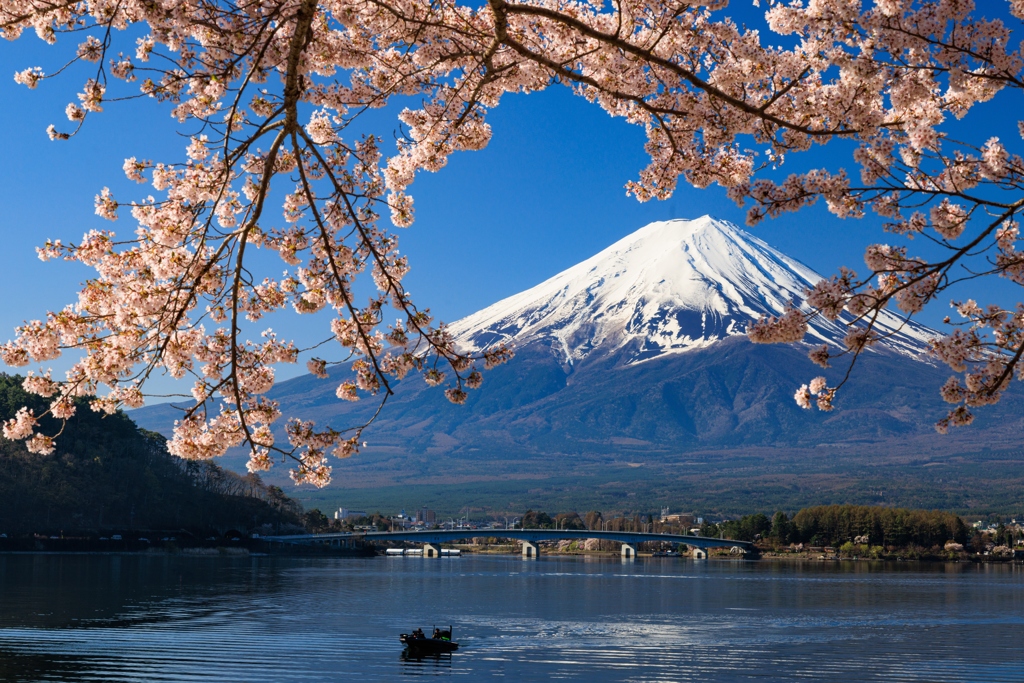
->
[{"left": 0, "top": 554, "right": 1021, "bottom": 682}]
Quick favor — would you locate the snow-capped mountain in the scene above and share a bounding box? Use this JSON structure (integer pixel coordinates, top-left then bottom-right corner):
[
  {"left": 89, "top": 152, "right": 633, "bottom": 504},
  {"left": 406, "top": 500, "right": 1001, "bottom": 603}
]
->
[
  {"left": 130, "top": 214, "right": 1024, "bottom": 507},
  {"left": 450, "top": 216, "right": 934, "bottom": 365}
]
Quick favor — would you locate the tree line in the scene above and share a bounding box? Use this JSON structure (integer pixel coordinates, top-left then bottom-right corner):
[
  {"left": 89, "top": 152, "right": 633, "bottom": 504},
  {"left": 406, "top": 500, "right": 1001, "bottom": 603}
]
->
[
  {"left": 701, "top": 506, "right": 971, "bottom": 548},
  {"left": 496, "top": 505, "right": 991, "bottom": 551}
]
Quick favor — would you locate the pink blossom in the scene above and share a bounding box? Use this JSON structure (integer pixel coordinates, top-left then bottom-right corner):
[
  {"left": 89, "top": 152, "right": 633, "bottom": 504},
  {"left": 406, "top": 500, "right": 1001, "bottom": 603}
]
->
[
  {"left": 307, "top": 358, "right": 328, "bottom": 379},
  {"left": 26, "top": 434, "right": 55, "bottom": 455},
  {"left": 49, "top": 397, "right": 76, "bottom": 420},
  {"left": 807, "top": 277, "right": 851, "bottom": 320},
  {"left": 816, "top": 390, "right": 835, "bottom": 412},
  {"left": 94, "top": 188, "right": 118, "bottom": 221},
  {"left": 794, "top": 384, "right": 812, "bottom": 409},
  {"left": 336, "top": 382, "right": 359, "bottom": 401},
  {"left": 76, "top": 36, "right": 103, "bottom": 62},
  {"left": 305, "top": 110, "right": 337, "bottom": 145},
  {"left": 445, "top": 387, "right": 467, "bottom": 405},
  {"left": 23, "top": 371, "right": 57, "bottom": 397},
  {"left": 2, "top": 0, "right": 1022, "bottom": 469},
  {"left": 46, "top": 125, "right": 69, "bottom": 141},
  {"left": 844, "top": 328, "right": 876, "bottom": 352},
  {"left": 123, "top": 157, "right": 147, "bottom": 183},
  {"left": 808, "top": 344, "right": 831, "bottom": 368},
  {"left": 424, "top": 369, "right": 446, "bottom": 386},
  {"left": 2, "top": 407, "right": 37, "bottom": 440},
  {"left": 980, "top": 138, "right": 1008, "bottom": 180},
  {"left": 77, "top": 79, "right": 104, "bottom": 113},
  {"left": 332, "top": 437, "right": 360, "bottom": 459},
  {"left": 247, "top": 448, "right": 273, "bottom": 473},
  {"left": 747, "top": 307, "right": 807, "bottom": 344},
  {"left": 930, "top": 200, "right": 968, "bottom": 240},
  {"left": 13, "top": 67, "right": 43, "bottom": 89}
]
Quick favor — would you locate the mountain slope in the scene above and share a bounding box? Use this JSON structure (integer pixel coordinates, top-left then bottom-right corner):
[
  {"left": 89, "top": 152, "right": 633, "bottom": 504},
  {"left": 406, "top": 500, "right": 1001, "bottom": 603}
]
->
[
  {"left": 206, "top": 338, "right": 1013, "bottom": 453},
  {"left": 129, "top": 216, "right": 1024, "bottom": 513}
]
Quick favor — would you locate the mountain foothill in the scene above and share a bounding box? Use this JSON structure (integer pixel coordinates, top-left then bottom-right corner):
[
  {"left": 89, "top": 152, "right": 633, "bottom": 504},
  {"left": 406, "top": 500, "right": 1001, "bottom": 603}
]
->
[{"left": 0, "top": 374, "right": 302, "bottom": 536}]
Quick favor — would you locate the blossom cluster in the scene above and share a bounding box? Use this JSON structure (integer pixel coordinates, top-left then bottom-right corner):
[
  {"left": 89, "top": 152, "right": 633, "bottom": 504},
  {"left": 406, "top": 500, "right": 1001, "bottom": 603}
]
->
[
  {"left": 0, "top": 0, "right": 520, "bottom": 484},
  {"left": 2, "top": 0, "right": 1024, "bottom": 461},
  {"left": 794, "top": 376, "right": 835, "bottom": 412}
]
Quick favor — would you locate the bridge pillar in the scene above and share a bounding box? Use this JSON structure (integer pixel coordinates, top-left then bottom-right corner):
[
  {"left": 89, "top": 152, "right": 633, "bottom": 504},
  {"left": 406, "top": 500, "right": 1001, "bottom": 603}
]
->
[
  {"left": 621, "top": 543, "right": 637, "bottom": 559},
  {"left": 692, "top": 546, "right": 707, "bottom": 560},
  {"left": 522, "top": 540, "right": 539, "bottom": 559},
  {"left": 423, "top": 543, "right": 440, "bottom": 558}
]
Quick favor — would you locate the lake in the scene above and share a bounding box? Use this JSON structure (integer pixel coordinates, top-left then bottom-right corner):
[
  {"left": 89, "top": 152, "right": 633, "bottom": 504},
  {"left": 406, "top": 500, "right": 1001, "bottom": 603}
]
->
[{"left": 0, "top": 553, "right": 1021, "bottom": 682}]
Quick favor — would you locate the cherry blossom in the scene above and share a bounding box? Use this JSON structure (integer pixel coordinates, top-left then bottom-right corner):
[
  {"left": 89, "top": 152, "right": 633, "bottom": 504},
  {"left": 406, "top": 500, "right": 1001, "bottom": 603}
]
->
[
  {"left": 2, "top": 407, "right": 37, "bottom": 441},
  {"left": 3, "top": 0, "right": 1024, "bottom": 476}
]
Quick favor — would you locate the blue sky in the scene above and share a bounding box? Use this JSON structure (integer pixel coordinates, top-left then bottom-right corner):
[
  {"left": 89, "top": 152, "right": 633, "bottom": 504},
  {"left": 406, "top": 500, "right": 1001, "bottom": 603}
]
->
[{"left": 1, "top": 7, "right": 1021, "bottom": 395}]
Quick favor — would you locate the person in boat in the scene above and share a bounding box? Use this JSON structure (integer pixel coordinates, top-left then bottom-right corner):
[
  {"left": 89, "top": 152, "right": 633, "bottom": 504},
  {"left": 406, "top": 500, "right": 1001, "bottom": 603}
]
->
[{"left": 412, "top": 628, "right": 425, "bottom": 639}]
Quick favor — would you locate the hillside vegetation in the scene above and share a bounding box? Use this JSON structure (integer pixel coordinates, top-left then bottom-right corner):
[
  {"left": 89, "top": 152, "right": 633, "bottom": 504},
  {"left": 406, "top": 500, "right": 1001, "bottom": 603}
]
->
[{"left": 0, "top": 375, "right": 301, "bottom": 535}]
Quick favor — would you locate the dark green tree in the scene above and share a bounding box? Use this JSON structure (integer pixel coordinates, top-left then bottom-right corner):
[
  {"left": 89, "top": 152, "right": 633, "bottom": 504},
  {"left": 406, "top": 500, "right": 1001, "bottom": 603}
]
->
[
  {"left": 521, "top": 510, "right": 554, "bottom": 529},
  {"left": 769, "top": 511, "right": 794, "bottom": 544},
  {"left": 303, "top": 508, "right": 332, "bottom": 533},
  {"left": 0, "top": 374, "right": 302, "bottom": 535}
]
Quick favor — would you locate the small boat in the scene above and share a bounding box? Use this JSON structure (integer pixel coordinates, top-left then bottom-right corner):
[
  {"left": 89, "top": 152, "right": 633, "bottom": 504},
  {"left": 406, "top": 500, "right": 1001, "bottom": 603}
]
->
[{"left": 400, "top": 626, "right": 459, "bottom": 654}]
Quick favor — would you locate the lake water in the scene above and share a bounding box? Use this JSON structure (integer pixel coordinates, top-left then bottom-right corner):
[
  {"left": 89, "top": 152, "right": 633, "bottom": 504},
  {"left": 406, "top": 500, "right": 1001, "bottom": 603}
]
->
[{"left": 0, "top": 554, "right": 1021, "bottom": 682}]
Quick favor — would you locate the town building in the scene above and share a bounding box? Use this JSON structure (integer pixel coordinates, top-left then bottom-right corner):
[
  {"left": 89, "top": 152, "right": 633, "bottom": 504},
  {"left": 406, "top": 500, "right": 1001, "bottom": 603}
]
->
[{"left": 333, "top": 508, "right": 367, "bottom": 521}]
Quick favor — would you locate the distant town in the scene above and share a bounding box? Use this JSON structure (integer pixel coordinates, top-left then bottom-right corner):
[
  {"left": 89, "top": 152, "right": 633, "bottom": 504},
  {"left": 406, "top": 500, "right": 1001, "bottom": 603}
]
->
[
  {"left": 301, "top": 504, "right": 1024, "bottom": 561},
  {"left": 318, "top": 506, "right": 704, "bottom": 533}
]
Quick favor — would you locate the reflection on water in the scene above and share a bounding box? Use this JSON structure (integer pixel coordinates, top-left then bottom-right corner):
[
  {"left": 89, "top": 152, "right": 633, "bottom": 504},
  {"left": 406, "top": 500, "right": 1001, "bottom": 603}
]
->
[
  {"left": 400, "top": 650, "right": 453, "bottom": 676},
  {"left": 0, "top": 554, "right": 1021, "bottom": 682}
]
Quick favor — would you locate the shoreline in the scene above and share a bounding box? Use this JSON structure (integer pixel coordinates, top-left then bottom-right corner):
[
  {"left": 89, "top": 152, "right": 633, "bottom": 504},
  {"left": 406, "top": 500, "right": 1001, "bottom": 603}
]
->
[
  {"left": 0, "top": 547, "right": 1019, "bottom": 563},
  {"left": 1, "top": 537, "right": 1019, "bottom": 563},
  {"left": 444, "top": 543, "right": 1023, "bottom": 563}
]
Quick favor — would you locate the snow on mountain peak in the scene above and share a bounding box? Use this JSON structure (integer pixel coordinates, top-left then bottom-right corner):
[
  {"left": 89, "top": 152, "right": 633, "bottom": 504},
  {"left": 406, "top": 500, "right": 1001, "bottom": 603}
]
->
[{"left": 450, "top": 216, "right": 934, "bottom": 366}]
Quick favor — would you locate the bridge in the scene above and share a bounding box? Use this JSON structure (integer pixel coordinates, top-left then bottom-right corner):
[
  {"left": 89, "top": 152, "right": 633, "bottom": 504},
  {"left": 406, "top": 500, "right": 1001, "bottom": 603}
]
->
[{"left": 262, "top": 528, "right": 754, "bottom": 559}]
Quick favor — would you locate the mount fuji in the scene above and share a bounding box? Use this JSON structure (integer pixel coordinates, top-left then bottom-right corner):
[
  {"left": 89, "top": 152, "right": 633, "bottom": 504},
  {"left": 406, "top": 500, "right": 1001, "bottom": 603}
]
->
[
  {"left": 130, "top": 216, "right": 1024, "bottom": 512},
  {"left": 450, "top": 215, "right": 933, "bottom": 367}
]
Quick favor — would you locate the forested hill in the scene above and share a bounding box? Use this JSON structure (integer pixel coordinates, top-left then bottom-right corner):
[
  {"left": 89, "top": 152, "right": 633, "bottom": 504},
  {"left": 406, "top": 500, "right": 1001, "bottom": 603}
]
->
[{"left": 0, "top": 374, "right": 302, "bottom": 535}]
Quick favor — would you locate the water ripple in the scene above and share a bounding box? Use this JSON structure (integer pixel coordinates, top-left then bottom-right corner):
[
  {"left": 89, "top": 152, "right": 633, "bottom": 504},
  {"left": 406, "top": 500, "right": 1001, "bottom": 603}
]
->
[{"left": 0, "top": 555, "right": 1021, "bottom": 682}]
